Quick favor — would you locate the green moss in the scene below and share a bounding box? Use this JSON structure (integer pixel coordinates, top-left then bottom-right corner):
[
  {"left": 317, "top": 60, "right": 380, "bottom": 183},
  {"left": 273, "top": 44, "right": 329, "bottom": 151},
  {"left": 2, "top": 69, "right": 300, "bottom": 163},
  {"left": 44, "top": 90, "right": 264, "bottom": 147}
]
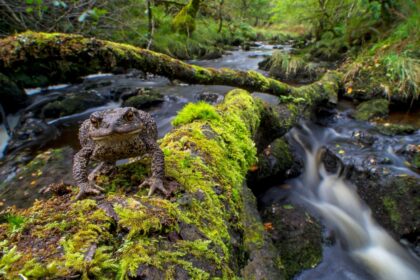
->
[
  {"left": 172, "top": 101, "right": 222, "bottom": 126},
  {"left": 383, "top": 196, "right": 401, "bottom": 225},
  {"left": 0, "top": 244, "right": 21, "bottom": 278},
  {"left": 97, "top": 161, "right": 149, "bottom": 194},
  {"left": 413, "top": 153, "right": 420, "bottom": 169},
  {"left": 375, "top": 123, "right": 416, "bottom": 136},
  {"left": 242, "top": 187, "right": 265, "bottom": 251},
  {"left": 355, "top": 99, "right": 389, "bottom": 121}
]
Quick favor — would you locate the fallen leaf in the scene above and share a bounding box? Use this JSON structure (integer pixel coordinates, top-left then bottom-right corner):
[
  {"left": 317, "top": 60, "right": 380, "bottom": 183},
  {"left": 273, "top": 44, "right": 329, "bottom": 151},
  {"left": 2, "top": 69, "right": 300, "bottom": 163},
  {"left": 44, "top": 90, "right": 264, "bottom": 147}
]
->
[
  {"left": 249, "top": 164, "right": 258, "bottom": 172},
  {"left": 264, "top": 222, "right": 273, "bottom": 231}
]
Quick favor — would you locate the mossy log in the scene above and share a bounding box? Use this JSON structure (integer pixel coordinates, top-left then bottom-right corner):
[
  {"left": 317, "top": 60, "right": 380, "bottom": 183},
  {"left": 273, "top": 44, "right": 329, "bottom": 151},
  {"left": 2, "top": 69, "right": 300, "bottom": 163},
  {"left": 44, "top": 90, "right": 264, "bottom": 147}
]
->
[
  {"left": 0, "top": 89, "right": 286, "bottom": 279},
  {"left": 0, "top": 31, "right": 341, "bottom": 102}
]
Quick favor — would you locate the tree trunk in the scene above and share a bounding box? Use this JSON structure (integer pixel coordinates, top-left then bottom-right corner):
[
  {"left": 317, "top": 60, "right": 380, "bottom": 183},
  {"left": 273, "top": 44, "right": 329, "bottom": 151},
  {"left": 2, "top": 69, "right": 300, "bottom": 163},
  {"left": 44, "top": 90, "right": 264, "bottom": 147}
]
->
[
  {"left": 146, "top": 0, "right": 154, "bottom": 49},
  {"left": 171, "top": 0, "right": 201, "bottom": 35},
  {"left": 0, "top": 32, "right": 342, "bottom": 102},
  {"left": 217, "top": 0, "right": 224, "bottom": 33}
]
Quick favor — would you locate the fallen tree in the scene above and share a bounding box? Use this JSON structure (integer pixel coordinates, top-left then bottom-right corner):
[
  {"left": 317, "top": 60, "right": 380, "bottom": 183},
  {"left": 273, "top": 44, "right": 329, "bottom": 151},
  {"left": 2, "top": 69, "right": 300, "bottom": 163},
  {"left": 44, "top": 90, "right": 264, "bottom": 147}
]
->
[{"left": 0, "top": 31, "right": 341, "bottom": 101}]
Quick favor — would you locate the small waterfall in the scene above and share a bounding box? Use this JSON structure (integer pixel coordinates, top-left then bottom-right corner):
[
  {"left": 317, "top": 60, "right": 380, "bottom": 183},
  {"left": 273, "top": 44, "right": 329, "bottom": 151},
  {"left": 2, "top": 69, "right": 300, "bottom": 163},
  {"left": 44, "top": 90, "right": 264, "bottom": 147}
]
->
[{"left": 290, "top": 124, "right": 420, "bottom": 280}]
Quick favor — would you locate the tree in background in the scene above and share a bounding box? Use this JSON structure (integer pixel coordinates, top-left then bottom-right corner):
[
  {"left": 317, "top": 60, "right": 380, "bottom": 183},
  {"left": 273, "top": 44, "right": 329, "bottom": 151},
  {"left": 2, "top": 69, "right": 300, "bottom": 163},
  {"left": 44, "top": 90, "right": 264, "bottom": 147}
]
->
[
  {"left": 171, "top": 0, "right": 200, "bottom": 36},
  {"left": 270, "top": 0, "right": 417, "bottom": 45}
]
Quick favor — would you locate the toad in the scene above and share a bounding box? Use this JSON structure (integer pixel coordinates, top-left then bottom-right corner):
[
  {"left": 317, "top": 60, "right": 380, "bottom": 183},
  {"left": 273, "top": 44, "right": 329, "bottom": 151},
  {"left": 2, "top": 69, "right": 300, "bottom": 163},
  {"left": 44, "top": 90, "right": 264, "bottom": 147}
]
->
[{"left": 73, "top": 107, "right": 167, "bottom": 199}]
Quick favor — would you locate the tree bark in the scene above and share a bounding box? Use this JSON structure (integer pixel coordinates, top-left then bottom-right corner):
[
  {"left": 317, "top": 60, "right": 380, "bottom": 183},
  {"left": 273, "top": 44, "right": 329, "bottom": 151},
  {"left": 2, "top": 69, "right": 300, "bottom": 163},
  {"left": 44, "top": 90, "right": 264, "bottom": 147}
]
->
[
  {"left": 0, "top": 31, "right": 341, "bottom": 103},
  {"left": 217, "top": 0, "right": 224, "bottom": 33},
  {"left": 146, "top": 0, "right": 154, "bottom": 49}
]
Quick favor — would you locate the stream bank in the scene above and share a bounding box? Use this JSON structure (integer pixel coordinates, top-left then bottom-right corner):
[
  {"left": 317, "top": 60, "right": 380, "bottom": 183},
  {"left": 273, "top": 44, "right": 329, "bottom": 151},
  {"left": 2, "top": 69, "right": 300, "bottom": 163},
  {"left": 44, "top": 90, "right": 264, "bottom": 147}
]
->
[{"left": 0, "top": 35, "right": 419, "bottom": 279}]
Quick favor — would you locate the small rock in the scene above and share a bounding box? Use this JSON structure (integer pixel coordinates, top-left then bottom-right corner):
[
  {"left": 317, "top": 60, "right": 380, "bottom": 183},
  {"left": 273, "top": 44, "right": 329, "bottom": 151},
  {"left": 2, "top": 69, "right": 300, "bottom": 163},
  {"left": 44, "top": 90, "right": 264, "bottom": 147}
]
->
[
  {"left": 354, "top": 99, "right": 389, "bottom": 121},
  {"left": 122, "top": 88, "right": 164, "bottom": 109},
  {"left": 196, "top": 91, "right": 224, "bottom": 104}
]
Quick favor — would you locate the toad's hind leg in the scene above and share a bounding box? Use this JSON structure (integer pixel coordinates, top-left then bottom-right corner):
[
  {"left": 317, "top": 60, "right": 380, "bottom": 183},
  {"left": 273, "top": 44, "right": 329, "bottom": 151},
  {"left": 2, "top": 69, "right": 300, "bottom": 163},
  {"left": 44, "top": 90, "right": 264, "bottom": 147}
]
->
[{"left": 88, "top": 161, "right": 115, "bottom": 182}]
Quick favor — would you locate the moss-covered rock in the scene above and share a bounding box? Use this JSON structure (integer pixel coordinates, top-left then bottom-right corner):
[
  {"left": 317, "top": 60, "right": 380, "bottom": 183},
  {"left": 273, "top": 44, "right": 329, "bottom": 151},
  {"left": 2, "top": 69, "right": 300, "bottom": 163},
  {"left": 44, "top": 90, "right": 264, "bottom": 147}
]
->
[
  {"left": 321, "top": 148, "right": 420, "bottom": 251},
  {"left": 247, "top": 138, "right": 299, "bottom": 193},
  {"left": 375, "top": 123, "right": 416, "bottom": 136},
  {"left": 121, "top": 88, "right": 164, "bottom": 109},
  {"left": 362, "top": 176, "right": 420, "bottom": 241},
  {"left": 0, "top": 89, "right": 287, "bottom": 279},
  {"left": 261, "top": 202, "right": 322, "bottom": 279},
  {"left": 258, "top": 52, "right": 324, "bottom": 84},
  {"left": 354, "top": 99, "right": 389, "bottom": 121},
  {"left": 41, "top": 90, "right": 107, "bottom": 119},
  {"left": 241, "top": 185, "right": 284, "bottom": 279}
]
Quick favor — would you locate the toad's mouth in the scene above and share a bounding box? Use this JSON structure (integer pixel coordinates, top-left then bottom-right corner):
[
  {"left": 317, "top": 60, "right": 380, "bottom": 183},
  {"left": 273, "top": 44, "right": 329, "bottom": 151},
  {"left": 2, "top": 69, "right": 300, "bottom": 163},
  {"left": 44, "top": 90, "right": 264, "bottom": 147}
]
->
[{"left": 91, "top": 128, "right": 142, "bottom": 141}]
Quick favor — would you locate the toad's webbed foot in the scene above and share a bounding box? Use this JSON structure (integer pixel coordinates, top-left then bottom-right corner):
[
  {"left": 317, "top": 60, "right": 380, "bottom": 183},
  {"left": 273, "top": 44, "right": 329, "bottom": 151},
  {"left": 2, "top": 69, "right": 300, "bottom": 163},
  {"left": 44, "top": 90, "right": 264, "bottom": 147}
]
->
[
  {"left": 75, "top": 182, "right": 105, "bottom": 200},
  {"left": 139, "top": 177, "right": 168, "bottom": 196}
]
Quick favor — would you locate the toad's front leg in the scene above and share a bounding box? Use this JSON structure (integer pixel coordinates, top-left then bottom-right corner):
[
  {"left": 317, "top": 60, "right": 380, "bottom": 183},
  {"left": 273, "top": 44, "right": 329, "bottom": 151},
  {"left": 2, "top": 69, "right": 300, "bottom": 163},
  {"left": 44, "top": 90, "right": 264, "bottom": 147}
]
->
[
  {"left": 139, "top": 139, "right": 168, "bottom": 196},
  {"left": 73, "top": 147, "right": 105, "bottom": 199}
]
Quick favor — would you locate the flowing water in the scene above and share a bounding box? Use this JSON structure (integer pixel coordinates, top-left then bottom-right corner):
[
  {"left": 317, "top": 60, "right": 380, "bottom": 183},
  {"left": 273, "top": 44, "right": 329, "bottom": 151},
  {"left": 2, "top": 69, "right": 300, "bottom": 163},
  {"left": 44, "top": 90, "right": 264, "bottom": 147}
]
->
[{"left": 288, "top": 123, "right": 420, "bottom": 280}]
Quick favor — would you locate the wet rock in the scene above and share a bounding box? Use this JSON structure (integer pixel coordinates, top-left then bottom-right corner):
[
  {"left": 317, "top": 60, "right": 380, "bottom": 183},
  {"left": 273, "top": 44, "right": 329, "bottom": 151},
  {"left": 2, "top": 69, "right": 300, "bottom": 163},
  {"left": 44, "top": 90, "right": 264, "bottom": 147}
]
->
[
  {"left": 397, "top": 144, "right": 420, "bottom": 169},
  {"left": 248, "top": 138, "right": 301, "bottom": 194},
  {"left": 84, "top": 80, "right": 113, "bottom": 90},
  {"left": 195, "top": 91, "right": 224, "bottom": 104},
  {"left": 321, "top": 148, "right": 420, "bottom": 250},
  {"left": 200, "top": 49, "right": 223, "bottom": 60},
  {"left": 241, "top": 185, "right": 285, "bottom": 279},
  {"left": 124, "top": 69, "right": 147, "bottom": 78},
  {"left": 40, "top": 90, "right": 107, "bottom": 119},
  {"left": 121, "top": 88, "right": 164, "bottom": 109},
  {"left": 5, "top": 117, "right": 59, "bottom": 155},
  {"left": 354, "top": 99, "right": 389, "bottom": 121},
  {"left": 0, "top": 73, "right": 28, "bottom": 114},
  {"left": 0, "top": 147, "right": 74, "bottom": 210},
  {"left": 261, "top": 202, "right": 323, "bottom": 279},
  {"left": 242, "top": 42, "right": 251, "bottom": 51},
  {"left": 375, "top": 123, "right": 416, "bottom": 136}
]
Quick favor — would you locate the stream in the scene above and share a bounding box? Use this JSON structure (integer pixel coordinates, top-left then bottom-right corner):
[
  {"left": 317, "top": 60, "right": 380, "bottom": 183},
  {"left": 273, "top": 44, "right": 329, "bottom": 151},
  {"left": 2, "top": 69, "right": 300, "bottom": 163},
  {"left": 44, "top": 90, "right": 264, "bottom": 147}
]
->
[
  {"left": 287, "top": 122, "right": 420, "bottom": 279},
  {"left": 0, "top": 42, "right": 419, "bottom": 279}
]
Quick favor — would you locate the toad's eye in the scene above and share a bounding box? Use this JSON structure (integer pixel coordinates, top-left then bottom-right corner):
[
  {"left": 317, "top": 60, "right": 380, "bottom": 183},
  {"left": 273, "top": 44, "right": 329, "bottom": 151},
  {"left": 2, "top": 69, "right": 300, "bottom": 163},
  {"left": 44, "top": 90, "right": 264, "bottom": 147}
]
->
[
  {"left": 90, "top": 116, "right": 100, "bottom": 128},
  {"left": 125, "top": 110, "right": 134, "bottom": 121}
]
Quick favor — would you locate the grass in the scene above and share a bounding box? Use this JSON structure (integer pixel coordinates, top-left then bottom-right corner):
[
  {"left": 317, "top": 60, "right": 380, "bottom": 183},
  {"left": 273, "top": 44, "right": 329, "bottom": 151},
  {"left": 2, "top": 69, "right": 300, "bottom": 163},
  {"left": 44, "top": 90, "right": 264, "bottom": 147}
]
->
[
  {"left": 267, "top": 51, "right": 318, "bottom": 80},
  {"left": 382, "top": 54, "right": 419, "bottom": 100},
  {"left": 342, "top": 9, "right": 420, "bottom": 102}
]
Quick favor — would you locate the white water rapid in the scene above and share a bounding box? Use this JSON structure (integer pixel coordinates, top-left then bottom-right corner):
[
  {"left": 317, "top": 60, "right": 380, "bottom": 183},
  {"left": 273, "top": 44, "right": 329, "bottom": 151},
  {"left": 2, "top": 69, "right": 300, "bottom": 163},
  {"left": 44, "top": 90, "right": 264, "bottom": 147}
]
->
[{"left": 290, "top": 124, "right": 420, "bottom": 280}]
